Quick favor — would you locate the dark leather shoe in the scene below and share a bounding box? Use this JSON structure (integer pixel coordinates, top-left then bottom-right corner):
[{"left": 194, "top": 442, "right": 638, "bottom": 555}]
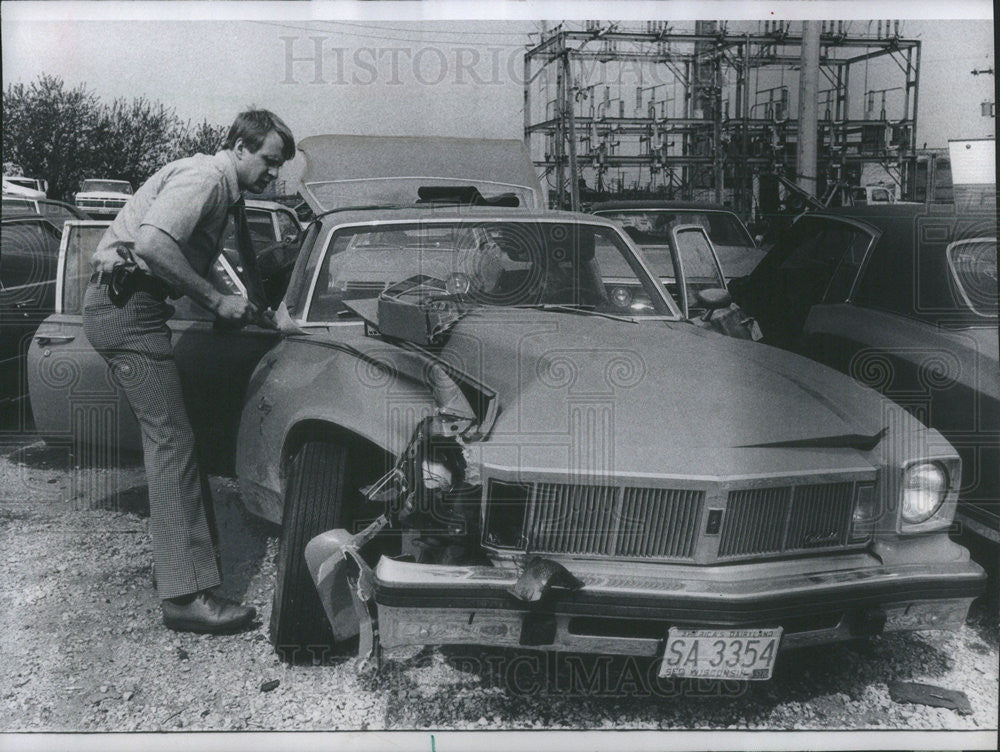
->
[{"left": 161, "top": 590, "right": 256, "bottom": 634}]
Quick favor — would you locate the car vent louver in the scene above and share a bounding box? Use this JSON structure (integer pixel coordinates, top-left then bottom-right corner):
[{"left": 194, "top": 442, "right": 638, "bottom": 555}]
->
[
  {"left": 719, "top": 482, "right": 855, "bottom": 557},
  {"left": 496, "top": 482, "right": 703, "bottom": 560},
  {"left": 485, "top": 479, "right": 867, "bottom": 562}
]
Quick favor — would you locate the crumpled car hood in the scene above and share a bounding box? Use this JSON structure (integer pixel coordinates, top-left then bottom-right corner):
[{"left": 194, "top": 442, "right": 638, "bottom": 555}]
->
[{"left": 431, "top": 308, "right": 910, "bottom": 477}]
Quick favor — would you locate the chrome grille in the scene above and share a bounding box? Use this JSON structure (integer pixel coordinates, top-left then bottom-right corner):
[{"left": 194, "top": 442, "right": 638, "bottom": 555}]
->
[
  {"left": 523, "top": 483, "right": 703, "bottom": 560},
  {"left": 786, "top": 483, "right": 854, "bottom": 550},
  {"left": 718, "top": 487, "right": 789, "bottom": 556},
  {"left": 718, "top": 482, "right": 856, "bottom": 558}
]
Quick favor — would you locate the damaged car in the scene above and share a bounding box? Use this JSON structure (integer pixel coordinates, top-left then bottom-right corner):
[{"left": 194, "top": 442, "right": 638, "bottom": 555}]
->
[{"left": 228, "top": 136, "right": 985, "bottom": 679}]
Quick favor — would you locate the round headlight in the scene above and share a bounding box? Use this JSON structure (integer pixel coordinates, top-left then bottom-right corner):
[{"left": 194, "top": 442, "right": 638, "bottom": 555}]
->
[{"left": 901, "top": 462, "right": 948, "bottom": 524}]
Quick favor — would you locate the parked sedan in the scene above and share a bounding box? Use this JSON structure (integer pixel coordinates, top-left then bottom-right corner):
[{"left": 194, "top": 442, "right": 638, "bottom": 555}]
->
[
  {"left": 1, "top": 214, "right": 63, "bottom": 406},
  {"left": 734, "top": 205, "right": 999, "bottom": 545},
  {"left": 591, "top": 201, "right": 766, "bottom": 281},
  {"left": 27, "top": 138, "right": 986, "bottom": 682}
]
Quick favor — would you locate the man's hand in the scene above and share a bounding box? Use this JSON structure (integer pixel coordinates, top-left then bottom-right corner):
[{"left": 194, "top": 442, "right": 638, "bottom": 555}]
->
[
  {"left": 213, "top": 296, "right": 279, "bottom": 331},
  {"left": 214, "top": 294, "right": 252, "bottom": 326}
]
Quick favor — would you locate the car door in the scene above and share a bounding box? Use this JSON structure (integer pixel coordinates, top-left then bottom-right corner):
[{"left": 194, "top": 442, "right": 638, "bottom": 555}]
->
[
  {"left": 1, "top": 217, "right": 61, "bottom": 401},
  {"left": 27, "top": 221, "right": 279, "bottom": 472},
  {"left": 736, "top": 215, "right": 875, "bottom": 348}
]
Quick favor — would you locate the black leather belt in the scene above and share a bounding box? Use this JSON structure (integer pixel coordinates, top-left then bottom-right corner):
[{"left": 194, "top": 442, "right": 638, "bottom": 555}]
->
[{"left": 90, "top": 268, "right": 173, "bottom": 302}]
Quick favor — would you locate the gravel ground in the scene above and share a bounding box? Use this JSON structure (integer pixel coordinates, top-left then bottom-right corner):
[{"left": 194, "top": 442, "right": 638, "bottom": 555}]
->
[{"left": 0, "top": 432, "right": 997, "bottom": 734}]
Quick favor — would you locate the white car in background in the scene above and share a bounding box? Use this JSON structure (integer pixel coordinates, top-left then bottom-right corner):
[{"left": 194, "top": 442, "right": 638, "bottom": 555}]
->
[
  {"left": 2, "top": 176, "right": 48, "bottom": 200},
  {"left": 74, "top": 179, "right": 133, "bottom": 217}
]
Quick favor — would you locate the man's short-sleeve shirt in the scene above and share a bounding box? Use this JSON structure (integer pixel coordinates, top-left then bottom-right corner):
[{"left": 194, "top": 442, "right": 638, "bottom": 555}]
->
[{"left": 91, "top": 151, "right": 240, "bottom": 278}]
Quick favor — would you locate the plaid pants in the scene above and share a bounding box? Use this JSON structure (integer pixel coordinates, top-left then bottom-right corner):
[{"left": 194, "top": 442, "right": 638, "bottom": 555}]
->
[{"left": 82, "top": 281, "right": 221, "bottom": 599}]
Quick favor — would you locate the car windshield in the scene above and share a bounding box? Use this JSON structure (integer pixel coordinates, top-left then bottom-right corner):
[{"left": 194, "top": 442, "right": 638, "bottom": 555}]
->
[
  {"left": 1, "top": 198, "right": 35, "bottom": 215},
  {"left": 80, "top": 180, "right": 132, "bottom": 194},
  {"left": 303, "top": 220, "right": 676, "bottom": 322},
  {"left": 304, "top": 178, "right": 537, "bottom": 213},
  {"left": 598, "top": 209, "right": 753, "bottom": 248},
  {"left": 947, "top": 239, "right": 998, "bottom": 319},
  {"left": 6, "top": 178, "right": 39, "bottom": 190}
]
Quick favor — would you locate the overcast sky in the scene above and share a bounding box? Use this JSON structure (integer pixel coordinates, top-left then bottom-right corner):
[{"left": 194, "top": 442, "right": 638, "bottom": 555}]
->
[{"left": 2, "top": 3, "right": 994, "bottom": 162}]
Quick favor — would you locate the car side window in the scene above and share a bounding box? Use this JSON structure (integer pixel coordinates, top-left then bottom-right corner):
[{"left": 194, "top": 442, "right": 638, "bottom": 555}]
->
[
  {"left": 247, "top": 209, "right": 277, "bottom": 245},
  {"left": 0, "top": 220, "right": 60, "bottom": 300},
  {"left": 62, "top": 224, "right": 110, "bottom": 314},
  {"left": 822, "top": 224, "right": 876, "bottom": 303},
  {"left": 852, "top": 240, "right": 911, "bottom": 317},
  {"left": 1, "top": 198, "right": 35, "bottom": 215},
  {"left": 275, "top": 211, "right": 299, "bottom": 242},
  {"left": 60, "top": 223, "right": 239, "bottom": 321},
  {"left": 778, "top": 221, "right": 834, "bottom": 272}
]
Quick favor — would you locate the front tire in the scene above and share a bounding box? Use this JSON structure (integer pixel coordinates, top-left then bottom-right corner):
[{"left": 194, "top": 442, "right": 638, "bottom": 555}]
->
[{"left": 270, "top": 439, "right": 353, "bottom": 661}]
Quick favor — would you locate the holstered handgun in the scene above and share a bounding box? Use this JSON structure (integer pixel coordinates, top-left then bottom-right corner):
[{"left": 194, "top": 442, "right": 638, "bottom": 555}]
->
[{"left": 107, "top": 263, "right": 136, "bottom": 307}]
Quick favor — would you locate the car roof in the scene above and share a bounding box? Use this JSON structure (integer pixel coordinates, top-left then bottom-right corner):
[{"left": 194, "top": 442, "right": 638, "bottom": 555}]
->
[
  {"left": 317, "top": 205, "right": 619, "bottom": 227},
  {"left": 244, "top": 199, "right": 294, "bottom": 211},
  {"left": 806, "top": 204, "right": 996, "bottom": 248},
  {"left": 298, "top": 135, "right": 544, "bottom": 213},
  {"left": 590, "top": 200, "right": 739, "bottom": 213},
  {"left": 1, "top": 212, "right": 57, "bottom": 228}
]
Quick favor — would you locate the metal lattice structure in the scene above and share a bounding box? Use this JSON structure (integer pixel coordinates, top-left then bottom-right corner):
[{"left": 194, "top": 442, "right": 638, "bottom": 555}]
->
[{"left": 524, "top": 20, "right": 921, "bottom": 217}]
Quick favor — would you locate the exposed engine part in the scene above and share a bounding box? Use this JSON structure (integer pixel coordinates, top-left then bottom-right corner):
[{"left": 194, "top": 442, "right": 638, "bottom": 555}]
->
[{"left": 361, "top": 416, "right": 485, "bottom": 566}]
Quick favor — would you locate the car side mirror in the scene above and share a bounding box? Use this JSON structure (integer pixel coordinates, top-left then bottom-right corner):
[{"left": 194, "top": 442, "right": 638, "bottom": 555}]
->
[
  {"left": 754, "top": 234, "right": 764, "bottom": 246},
  {"left": 695, "top": 287, "right": 732, "bottom": 321}
]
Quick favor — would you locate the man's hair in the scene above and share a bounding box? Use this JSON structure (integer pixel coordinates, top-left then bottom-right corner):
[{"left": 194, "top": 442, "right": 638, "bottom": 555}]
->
[{"left": 224, "top": 109, "right": 296, "bottom": 161}]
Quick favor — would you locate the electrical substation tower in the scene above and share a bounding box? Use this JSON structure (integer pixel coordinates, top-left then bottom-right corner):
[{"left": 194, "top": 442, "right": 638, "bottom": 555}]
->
[{"left": 524, "top": 20, "right": 922, "bottom": 220}]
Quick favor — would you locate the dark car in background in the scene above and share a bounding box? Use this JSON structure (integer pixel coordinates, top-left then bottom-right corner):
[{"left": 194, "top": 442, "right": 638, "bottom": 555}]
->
[
  {"left": 1, "top": 214, "right": 64, "bottom": 407},
  {"left": 591, "top": 201, "right": 766, "bottom": 281},
  {"left": 2, "top": 197, "right": 90, "bottom": 225},
  {"left": 733, "top": 205, "right": 999, "bottom": 545}
]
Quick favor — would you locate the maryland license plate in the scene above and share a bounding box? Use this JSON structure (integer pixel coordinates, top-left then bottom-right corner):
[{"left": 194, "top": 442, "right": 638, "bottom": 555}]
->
[{"left": 659, "top": 627, "right": 782, "bottom": 680}]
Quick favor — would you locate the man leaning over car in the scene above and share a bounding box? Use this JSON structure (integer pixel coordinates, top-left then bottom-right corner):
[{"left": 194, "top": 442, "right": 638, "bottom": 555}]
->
[{"left": 82, "top": 109, "right": 295, "bottom": 634}]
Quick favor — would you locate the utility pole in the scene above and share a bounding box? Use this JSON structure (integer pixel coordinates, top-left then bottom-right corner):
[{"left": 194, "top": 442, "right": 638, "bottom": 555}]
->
[
  {"left": 796, "top": 21, "right": 821, "bottom": 196},
  {"left": 562, "top": 53, "right": 581, "bottom": 211}
]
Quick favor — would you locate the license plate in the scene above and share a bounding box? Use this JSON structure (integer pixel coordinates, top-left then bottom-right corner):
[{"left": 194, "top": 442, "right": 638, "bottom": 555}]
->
[{"left": 659, "top": 627, "right": 782, "bottom": 680}]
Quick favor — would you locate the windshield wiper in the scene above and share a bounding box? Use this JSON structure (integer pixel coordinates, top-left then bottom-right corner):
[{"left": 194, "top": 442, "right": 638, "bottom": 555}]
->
[{"left": 515, "top": 303, "right": 637, "bottom": 323}]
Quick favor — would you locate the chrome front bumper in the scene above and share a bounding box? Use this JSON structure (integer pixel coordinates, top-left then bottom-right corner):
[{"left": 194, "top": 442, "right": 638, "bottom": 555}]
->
[{"left": 372, "top": 555, "right": 984, "bottom": 656}]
